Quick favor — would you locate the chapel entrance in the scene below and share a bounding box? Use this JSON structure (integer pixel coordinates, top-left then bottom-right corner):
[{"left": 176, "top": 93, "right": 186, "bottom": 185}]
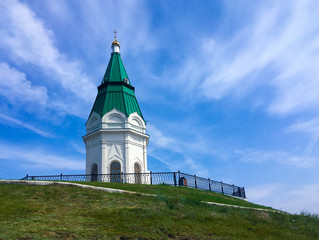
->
[{"left": 110, "top": 161, "right": 121, "bottom": 183}]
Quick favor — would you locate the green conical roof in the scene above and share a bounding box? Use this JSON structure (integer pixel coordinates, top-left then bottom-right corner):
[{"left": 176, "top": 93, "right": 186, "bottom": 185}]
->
[
  {"left": 101, "top": 52, "right": 130, "bottom": 85},
  {"left": 88, "top": 52, "right": 145, "bottom": 122}
]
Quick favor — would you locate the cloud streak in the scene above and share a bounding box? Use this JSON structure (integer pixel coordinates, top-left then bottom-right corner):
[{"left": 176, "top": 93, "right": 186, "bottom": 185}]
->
[
  {"left": 147, "top": 123, "right": 220, "bottom": 176},
  {"left": 0, "top": 63, "right": 48, "bottom": 106},
  {"left": 286, "top": 119, "right": 319, "bottom": 154},
  {"left": 0, "top": 113, "right": 56, "bottom": 138},
  {"left": 0, "top": 142, "right": 84, "bottom": 171},
  {"left": 248, "top": 183, "right": 319, "bottom": 214},
  {"left": 236, "top": 149, "right": 319, "bottom": 168}
]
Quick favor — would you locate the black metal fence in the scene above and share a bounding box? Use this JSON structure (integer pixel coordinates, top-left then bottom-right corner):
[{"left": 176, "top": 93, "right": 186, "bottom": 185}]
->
[{"left": 21, "top": 171, "right": 246, "bottom": 198}]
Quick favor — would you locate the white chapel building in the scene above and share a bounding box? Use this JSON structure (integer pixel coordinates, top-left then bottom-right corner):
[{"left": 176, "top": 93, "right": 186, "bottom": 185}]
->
[{"left": 82, "top": 36, "right": 149, "bottom": 181}]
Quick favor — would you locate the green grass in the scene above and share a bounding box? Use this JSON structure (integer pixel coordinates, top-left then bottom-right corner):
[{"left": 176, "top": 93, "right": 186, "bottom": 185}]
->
[
  {"left": 72, "top": 181, "right": 273, "bottom": 210},
  {"left": 0, "top": 183, "right": 318, "bottom": 240}
]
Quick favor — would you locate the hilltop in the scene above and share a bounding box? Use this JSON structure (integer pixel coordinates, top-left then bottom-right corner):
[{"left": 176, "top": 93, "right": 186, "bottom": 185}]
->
[{"left": 0, "top": 182, "right": 318, "bottom": 239}]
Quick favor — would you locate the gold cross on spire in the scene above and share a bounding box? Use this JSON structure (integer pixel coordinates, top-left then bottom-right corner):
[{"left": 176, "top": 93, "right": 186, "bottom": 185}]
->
[
  {"left": 111, "top": 29, "right": 120, "bottom": 50},
  {"left": 113, "top": 29, "right": 118, "bottom": 40}
]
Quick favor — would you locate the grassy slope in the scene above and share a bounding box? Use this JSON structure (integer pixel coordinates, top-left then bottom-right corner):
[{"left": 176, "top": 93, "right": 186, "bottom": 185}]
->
[
  {"left": 72, "top": 182, "right": 273, "bottom": 210},
  {"left": 0, "top": 183, "right": 318, "bottom": 240}
]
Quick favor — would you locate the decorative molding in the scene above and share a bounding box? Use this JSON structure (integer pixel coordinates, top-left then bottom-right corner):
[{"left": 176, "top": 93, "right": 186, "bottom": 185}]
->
[
  {"left": 107, "top": 144, "right": 123, "bottom": 160},
  {"left": 131, "top": 135, "right": 142, "bottom": 143}
]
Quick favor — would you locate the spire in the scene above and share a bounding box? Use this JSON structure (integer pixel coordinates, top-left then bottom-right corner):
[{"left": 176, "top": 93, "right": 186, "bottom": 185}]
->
[
  {"left": 111, "top": 30, "right": 120, "bottom": 53},
  {"left": 102, "top": 33, "right": 130, "bottom": 85},
  {"left": 88, "top": 36, "right": 145, "bottom": 122}
]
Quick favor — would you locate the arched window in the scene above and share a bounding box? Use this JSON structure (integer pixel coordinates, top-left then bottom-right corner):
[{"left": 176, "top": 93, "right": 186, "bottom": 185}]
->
[
  {"left": 91, "top": 163, "right": 98, "bottom": 181},
  {"left": 134, "top": 162, "right": 141, "bottom": 184},
  {"left": 110, "top": 161, "right": 121, "bottom": 183}
]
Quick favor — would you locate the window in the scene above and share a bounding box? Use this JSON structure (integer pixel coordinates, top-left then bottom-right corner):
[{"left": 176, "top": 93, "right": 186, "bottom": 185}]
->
[
  {"left": 134, "top": 162, "right": 141, "bottom": 184},
  {"left": 110, "top": 161, "right": 121, "bottom": 183},
  {"left": 91, "top": 163, "right": 98, "bottom": 181}
]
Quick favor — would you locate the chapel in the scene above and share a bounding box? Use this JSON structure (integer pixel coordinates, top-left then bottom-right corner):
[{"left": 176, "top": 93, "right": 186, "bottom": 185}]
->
[{"left": 82, "top": 34, "right": 149, "bottom": 181}]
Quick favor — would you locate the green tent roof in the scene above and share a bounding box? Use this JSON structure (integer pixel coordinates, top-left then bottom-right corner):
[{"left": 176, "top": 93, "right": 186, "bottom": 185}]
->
[
  {"left": 88, "top": 52, "right": 145, "bottom": 122},
  {"left": 101, "top": 52, "right": 130, "bottom": 85}
]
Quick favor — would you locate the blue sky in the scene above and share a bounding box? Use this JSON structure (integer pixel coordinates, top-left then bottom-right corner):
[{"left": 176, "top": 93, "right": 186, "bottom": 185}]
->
[{"left": 1, "top": 0, "right": 319, "bottom": 214}]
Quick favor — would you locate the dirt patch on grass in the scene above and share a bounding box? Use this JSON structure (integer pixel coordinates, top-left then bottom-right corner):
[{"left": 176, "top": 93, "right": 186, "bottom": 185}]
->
[{"left": 42, "top": 230, "right": 76, "bottom": 239}]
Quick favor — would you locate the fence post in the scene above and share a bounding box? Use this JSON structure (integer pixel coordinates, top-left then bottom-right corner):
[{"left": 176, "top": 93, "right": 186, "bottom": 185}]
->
[
  {"left": 26, "top": 174, "right": 28, "bottom": 180},
  {"left": 150, "top": 171, "right": 153, "bottom": 185},
  {"left": 208, "top": 178, "right": 211, "bottom": 191},
  {"left": 60, "top": 173, "right": 62, "bottom": 181},
  {"left": 173, "top": 172, "right": 177, "bottom": 186},
  {"left": 194, "top": 175, "right": 197, "bottom": 189},
  {"left": 232, "top": 184, "right": 235, "bottom": 195},
  {"left": 221, "top": 181, "right": 224, "bottom": 194},
  {"left": 243, "top": 187, "right": 246, "bottom": 198},
  {"left": 178, "top": 171, "right": 180, "bottom": 186}
]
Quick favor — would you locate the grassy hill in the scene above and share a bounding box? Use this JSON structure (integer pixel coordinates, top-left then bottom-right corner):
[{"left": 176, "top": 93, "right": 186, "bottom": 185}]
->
[{"left": 0, "top": 182, "right": 318, "bottom": 240}]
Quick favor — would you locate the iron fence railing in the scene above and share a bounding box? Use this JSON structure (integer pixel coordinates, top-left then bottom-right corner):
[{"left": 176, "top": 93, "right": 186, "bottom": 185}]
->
[{"left": 21, "top": 171, "right": 246, "bottom": 198}]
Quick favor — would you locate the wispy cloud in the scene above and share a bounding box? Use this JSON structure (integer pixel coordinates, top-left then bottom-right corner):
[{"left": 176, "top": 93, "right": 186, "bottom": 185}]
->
[
  {"left": 236, "top": 149, "right": 319, "bottom": 168},
  {"left": 70, "top": 141, "right": 86, "bottom": 155},
  {"left": 286, "top": 119, "right": 319, "bottom": 134},
  {"left": 247, "top": 184, "right": 281, "bottom": 201},
  {"left": 247, "top": 183, "right": 319, "bottom": 214},
  {"left": 147, "top": 124, "right": 176, "bottom": 149},
  {"left": 165, "top": 0, "right": 319, "bottom": 117},
  {"left": 0, "top": 63, "right": 48, "bottom": 106},
  {"left": 288, "top": 184, "right": 319, "bottom": 213},
  {"left": 147, "top": 123, "right": 216, "bottom": 176},
  {"left": 0, "top": 62, "right": 86, "bottom": 119},
  {"left": 0, "top": 142, "right": 84, "bottom": 170},
  {"left": 0, "top": 113, "right": 56, "bottom": 138},
  {"left": 0, "top": 0, "right": 95, "bottom": 101},
  {"left": 286, "top": 119, "right": 319, "bottom": 154},
  {"left": 305, "top": 131, "right": 319, "bottom": 154}
]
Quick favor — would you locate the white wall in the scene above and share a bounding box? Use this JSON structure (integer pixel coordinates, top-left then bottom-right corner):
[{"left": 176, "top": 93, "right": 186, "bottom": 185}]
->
[{"left": 83, "top": 109, "right": 149, "bottom": 176}]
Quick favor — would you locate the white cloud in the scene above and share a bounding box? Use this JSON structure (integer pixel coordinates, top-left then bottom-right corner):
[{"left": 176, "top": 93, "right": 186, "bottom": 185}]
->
[
  {"left": 286, "top": 119, "right": 319, "bottom": 134},
  {"left": 247, "top": 184, "right": 281, "bottom": 202},
  {"left": 286, "top": 119, "right": 319, "bottom": 154},
  {"left": 0, "top": 63, "right": 48, "bottom": 105},
  {"left": 70, "top": 141, "right": 86, "bottom": 155},
  {"left": 236, "top": 149, "right": 319, "bottom": 168},
  {"left": 0, "top": 142, "right": 84, "bottom": 170},
  {"left": 147, "top": 124, "right": 176, "bottom": 149},
  {"left": 147, "top": 123, "right": 214, "bottom": 176},
  {"left": 288, "top": 184, "right": 319, "bottom": 214},
  {"left": 247, "top": 183, "right": 319, "bottom": 214},
  {"left": 148, "top": 153, "right": 171, "bottom": 168},
  {"left": 304, "top": 131, "right": 319, "bottom": 154},
  {"left": 0, "top": 0, "right": 95, "bottom": 101},
  {"left": 0, "top": 62, "right": 86, "bottom": 119},
  {"left": 181, "top": 158, "right": 209, "bottom": 177}
]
